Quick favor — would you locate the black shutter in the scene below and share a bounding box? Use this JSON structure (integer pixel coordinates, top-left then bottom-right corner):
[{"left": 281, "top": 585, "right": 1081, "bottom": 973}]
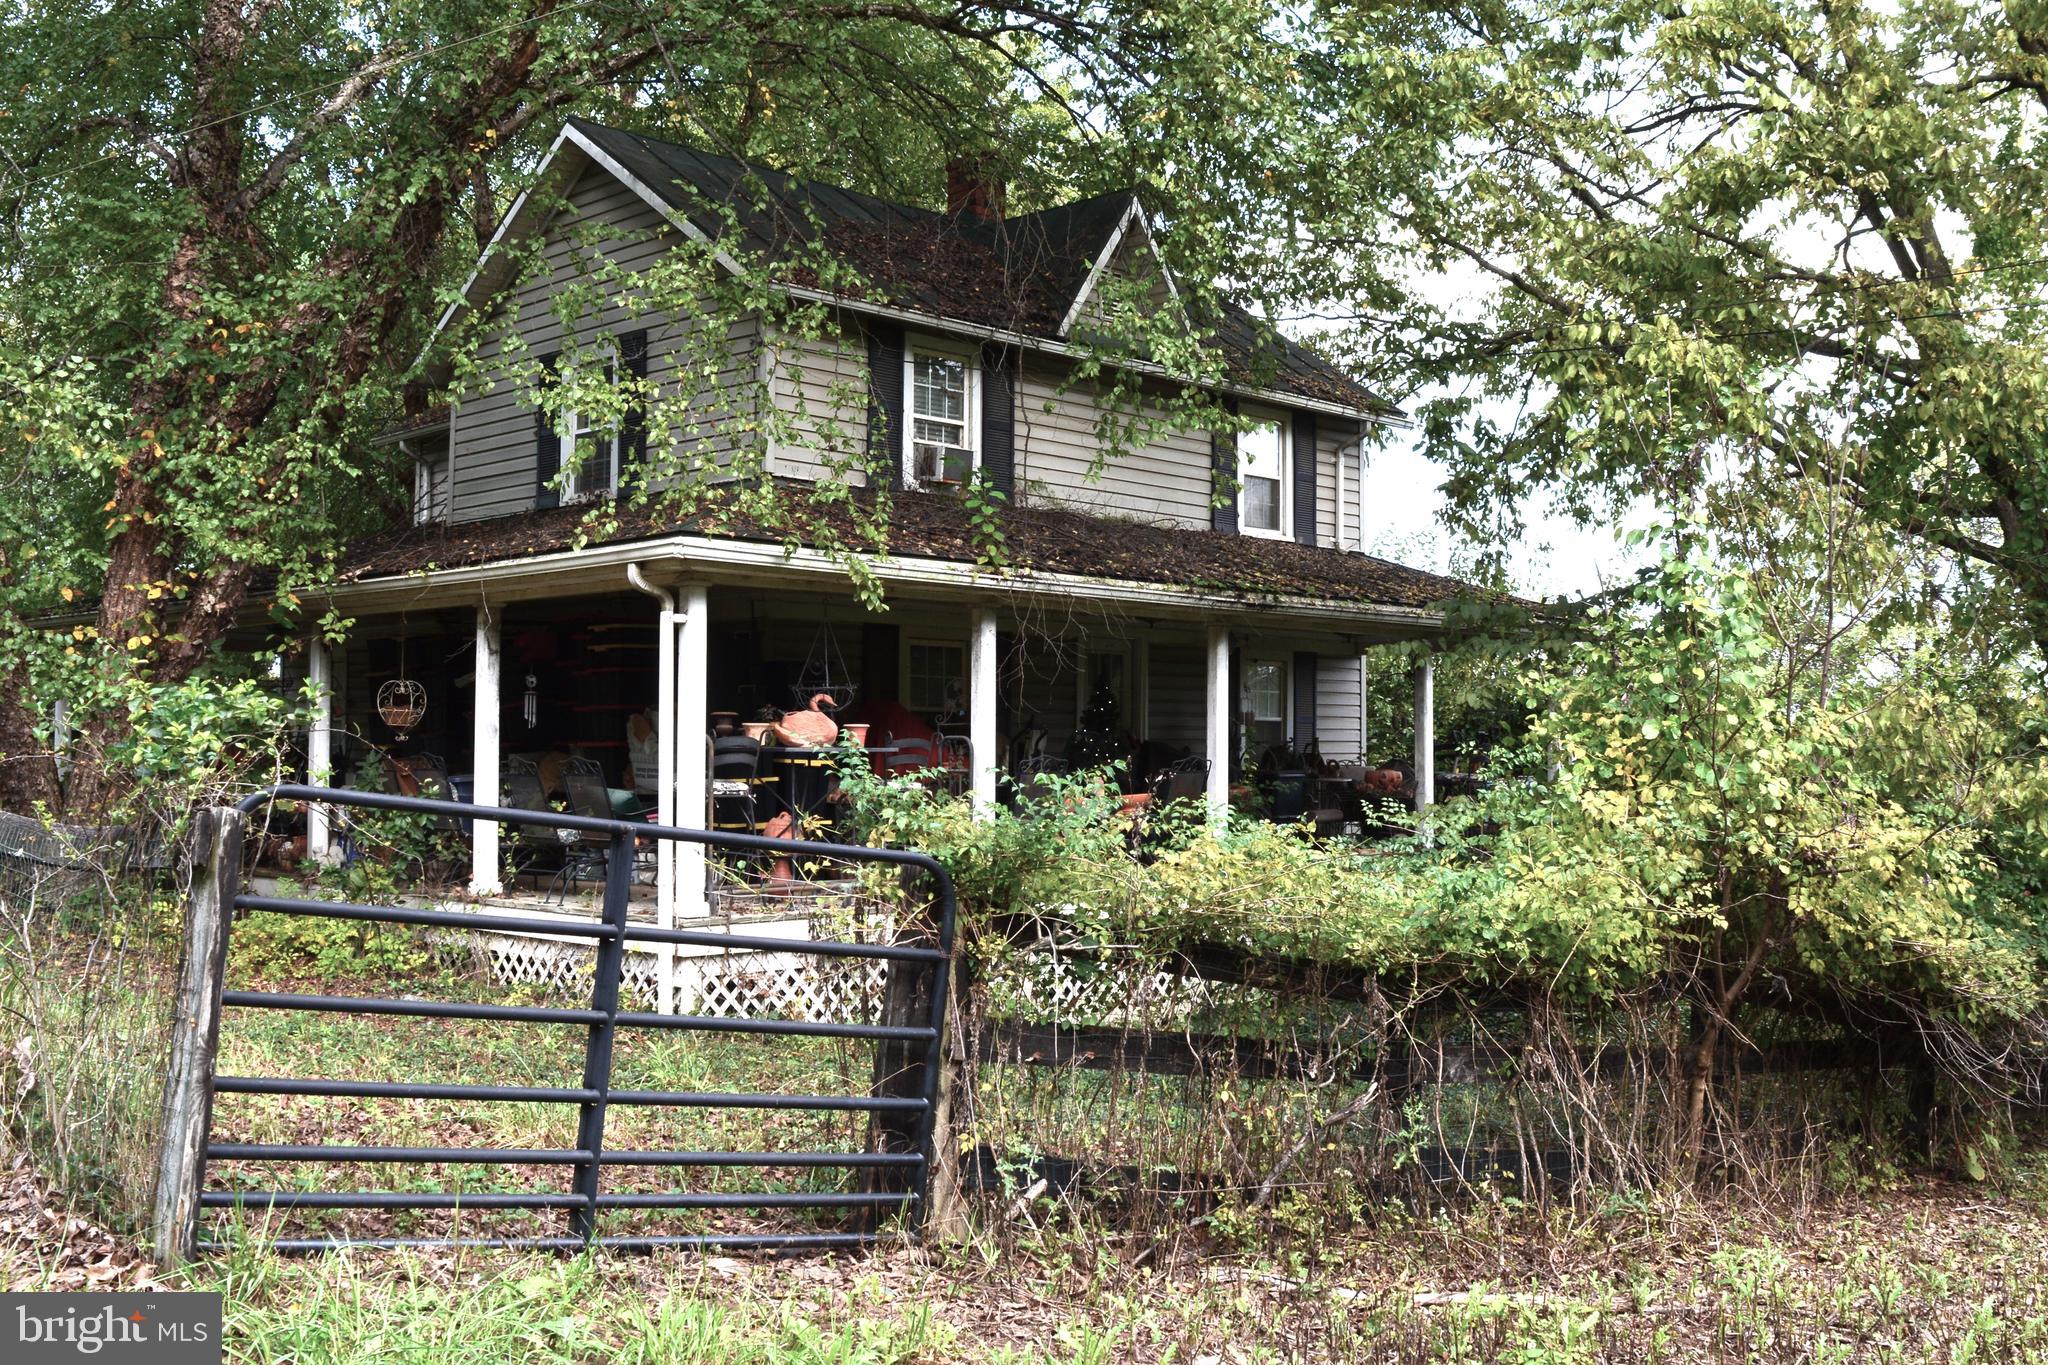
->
[
  {"left": 980, "top": 342, "right": 1015, "bottom": 499},
  {"left": 861, "top": 624, "right": 900, "bottom": 706},
  {"left": 1293, "top": 650, "right": 1318, "bottom": 746},
  {"left": 866, "top": 322, "right": 906, "bottom": 490},
  {"left": 1293, "top": 410, "right": 1318, "bottom": 546},
  {"left": 533, "top": 351, "right": 560, "bottom": 510},
  {"left": 616, "top": 329, "right": 650, "bottom": 495},
  {"left": 1211, "top": 394, "right": 1239, "bottom": 533}
]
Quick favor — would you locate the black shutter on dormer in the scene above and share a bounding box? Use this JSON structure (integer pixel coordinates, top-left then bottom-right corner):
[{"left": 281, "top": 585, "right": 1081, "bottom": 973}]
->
[
  {"left": 1293, "top": 650, "right": 1318, "bottom": 746},
  {"left": 1292, "top": 409, "right": 1317, "bottom": 546},
  {"left": 617, "top": 329, "right": 649, "bottom": 495},
  {"left": 980, "top": 342, "right": 1015, "bottom": 499},
  {"left": 533, "top": 351, "right": 560, "bottom": 510},
  {"left": 866, "top": 322, "right": 905, "bottom": 490},
  {"left": 1211, "top": 394, "right": 1239, "bottom": 533}
]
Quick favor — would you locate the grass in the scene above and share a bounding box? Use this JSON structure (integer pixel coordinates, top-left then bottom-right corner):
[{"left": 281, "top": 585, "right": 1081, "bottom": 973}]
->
[
  {"left": 10, "top": 1166, "right": 2047, "bottom": 1363},
  {"left": 10, "top": 916, "right": 2048, "bottom": 1360}
]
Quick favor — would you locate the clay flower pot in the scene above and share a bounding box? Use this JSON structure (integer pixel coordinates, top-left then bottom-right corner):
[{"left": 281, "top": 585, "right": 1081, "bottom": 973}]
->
[
  {"left": 842, "top": 722, "right": 871, "bottom": 748},
  {"left": 743, "top": 721, "right": 774, "bottom": 742}
]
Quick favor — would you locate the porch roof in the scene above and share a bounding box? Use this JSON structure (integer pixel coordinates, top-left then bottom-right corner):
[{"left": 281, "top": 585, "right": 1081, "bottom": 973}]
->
[{"left": 333, "top": 491, "right": 1492, "bottom": 618}]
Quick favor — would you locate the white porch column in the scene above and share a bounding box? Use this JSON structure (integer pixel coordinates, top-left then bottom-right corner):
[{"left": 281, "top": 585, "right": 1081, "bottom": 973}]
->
[
  {"left": 675, "top": 584, "right": 710, "bottom": 935},
  {"left": 306, "top": 636, "right": 335, "bottom": 862},
  {"left": 969, "top": 607, "right": 999, "bottom": 818},
  {"left": 1412, "top": 654, "right": 1435, "bottom": 815},
  {"left": 469, "top": 605, "right": 503, "bottom": 896},
  {"left": 628, "top": 566, "right": 679, "bottom": 1014},
  {"left": 1204, "top": 624, "right": 1231, "bottom": 824}
]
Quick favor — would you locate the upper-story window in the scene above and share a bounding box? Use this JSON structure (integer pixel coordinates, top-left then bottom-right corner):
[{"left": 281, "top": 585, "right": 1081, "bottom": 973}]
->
[
  {"left": 561, "top": 359, "right": 618, "bottom": 501},
  {"left": 1238, "top": 413, "right": 1290, "bottom": 539},
  {"left": 904, "top": 340, "right": 979, "bottom": 488}
]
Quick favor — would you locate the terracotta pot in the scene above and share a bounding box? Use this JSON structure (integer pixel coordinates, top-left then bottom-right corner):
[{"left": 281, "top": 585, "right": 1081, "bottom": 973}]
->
[
  {"left": 743, "top": 721, "right": 774, "bottom": 742},
  {"left": 842, "top": 722, "right": 871, "bottom": 747}
]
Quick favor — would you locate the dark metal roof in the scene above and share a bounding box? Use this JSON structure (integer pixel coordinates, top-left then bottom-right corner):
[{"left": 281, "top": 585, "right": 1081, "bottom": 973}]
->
[
  {"left": 565, "top": 119, "right": 1397, "bottom": 418},
  {"left": 337, "top": 490, "right": 1475, "bottom": 612}
]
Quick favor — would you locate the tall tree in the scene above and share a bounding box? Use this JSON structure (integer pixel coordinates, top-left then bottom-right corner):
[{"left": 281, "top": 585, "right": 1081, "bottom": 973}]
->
[
  {"left": 0, "top": 0, "right": 1306, "bottom": 815},
  {"left": 1301, "top": 0, "right": 2048, "bottom": 666}
]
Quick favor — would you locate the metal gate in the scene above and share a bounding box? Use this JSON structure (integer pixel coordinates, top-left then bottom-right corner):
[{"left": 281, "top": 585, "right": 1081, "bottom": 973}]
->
[{"left": 170, "top": 784, "right": 956, "bottom": 1255}]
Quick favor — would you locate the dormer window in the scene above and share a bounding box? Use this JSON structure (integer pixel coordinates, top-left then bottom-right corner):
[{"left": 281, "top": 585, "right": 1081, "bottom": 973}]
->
[
  {"left": 561, "top": 359, "right": 618, "bottom": 501},
  {"left": 904, "top": 340, "right": 978, "bottom": 489},
  {"left": 1237, "top": 413, "right": 1290, "bottom": 539}
]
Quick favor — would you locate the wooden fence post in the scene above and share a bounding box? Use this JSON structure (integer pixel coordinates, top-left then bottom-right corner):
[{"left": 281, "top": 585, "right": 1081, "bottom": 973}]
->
[{"left": 151, "top": 806, "right": 243, "bottom": 1267}]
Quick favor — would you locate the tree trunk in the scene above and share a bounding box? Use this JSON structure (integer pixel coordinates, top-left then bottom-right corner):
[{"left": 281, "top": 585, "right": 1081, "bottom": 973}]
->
[{"left": 0, "top": 665, "right": 59, "bottom": 814}]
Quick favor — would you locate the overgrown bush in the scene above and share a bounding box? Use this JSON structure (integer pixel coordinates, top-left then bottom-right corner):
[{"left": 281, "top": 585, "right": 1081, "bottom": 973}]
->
[{"left": 843, "top": 546, "right": 2048, "bottom": 1196}]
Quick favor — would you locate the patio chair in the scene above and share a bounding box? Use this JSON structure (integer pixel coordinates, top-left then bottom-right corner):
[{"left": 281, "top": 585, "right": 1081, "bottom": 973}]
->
[
  {"left": 549, "top": 756, "right": 617, "bottom": 900},
  {"left": 1007, "top": 752, "right": 1068, "bottom": 809},
  {"left": 878, "top": 734, "right": 938, "bottom": 779},
  {"left": 1150, "top": 755, "right": 1211, "bottom": 808},
  {"left": 710, "top": 735, "right": 767, "bottom": 836},
  {"left": 933, "top": 735, "right": 972, "bottom": 797},
  {"left": 499, "top": 754, "right": 573, "bottom": 885}
]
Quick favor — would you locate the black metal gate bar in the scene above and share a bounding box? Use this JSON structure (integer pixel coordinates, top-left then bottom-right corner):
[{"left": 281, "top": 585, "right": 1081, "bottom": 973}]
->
[
  {"left": 200, "top": 1191, "right": 911, "bottom": 1211},
  {"left": 214, "top": 1077, "right": 924, "bottom": 1111},
  {"left": 569, "top": 830, "right": 634, "bottom": 1244},
  {"left": 191, "top": 783, "right": 958, "bottom": 1255}
]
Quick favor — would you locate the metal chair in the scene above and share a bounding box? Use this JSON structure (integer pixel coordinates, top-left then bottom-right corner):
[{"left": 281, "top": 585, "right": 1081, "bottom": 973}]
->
[
  {"left": 710, "top": 735, "right": 767, "bottom": 835},
  {"left": 548, "top": 756, "right": 615, "bottom": 901},
  {"left": 1151, "top": 755, "right": 1211, "bottom": 807},
  {"left": 933, "top": 735, "right": 973, "bottom": 797},
  {"left": 499, "top": 755, "right": 571, "bottom": 887}
]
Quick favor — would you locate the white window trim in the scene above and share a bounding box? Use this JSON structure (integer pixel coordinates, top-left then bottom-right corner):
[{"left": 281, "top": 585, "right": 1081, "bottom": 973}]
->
[
  {"left": 903, "top": 637, "right": 969, "bottom": 718},
  {"left": 1242, "top": 655, "right": 1293, "bottom": 730},
  {"left": 1237, "top": 409, "right": 1292, "bottom": 541},
  {"left": 558, "top": 353, "right": 620, "bottom": 503},
  {"left": 902, "top": 335, "right": 981, "bottom": 491}
]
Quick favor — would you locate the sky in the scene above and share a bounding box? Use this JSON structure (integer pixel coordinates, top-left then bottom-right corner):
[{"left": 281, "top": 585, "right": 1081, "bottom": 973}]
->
[{"left": 1355, "top": 424, "right": 1655, "bottom": 603}]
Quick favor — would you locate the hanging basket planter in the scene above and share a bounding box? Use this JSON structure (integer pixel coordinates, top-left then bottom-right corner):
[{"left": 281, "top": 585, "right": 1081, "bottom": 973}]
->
[
  {"left": 789, "top": 620, "right": 856, "bottom": 714},
  {"left": 376, "top": 678, "right": 428, "bottom": 740}
]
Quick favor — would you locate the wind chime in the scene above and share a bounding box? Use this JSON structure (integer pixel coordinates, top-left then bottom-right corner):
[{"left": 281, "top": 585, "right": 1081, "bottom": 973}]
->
[
  {"left": 375, "top": 616, "right": 428, "bottom": 741},
  {"left": 523, "top": 672, "right": 540, "bottom": 729}
]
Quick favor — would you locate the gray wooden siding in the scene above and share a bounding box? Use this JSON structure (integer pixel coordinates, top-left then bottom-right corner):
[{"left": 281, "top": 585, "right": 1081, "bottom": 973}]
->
[
  {"left": 448, "top": 165, "right": 762, "bottom": 522},
  {"left": 440, "top": 163, "right": 1367, "bottom": 542},
  {"left": 766, "top": 319, "right": 870, "bottom": 486},
  {"left": 1015, "top": 356, "right": 1214, "bottom": 527}
]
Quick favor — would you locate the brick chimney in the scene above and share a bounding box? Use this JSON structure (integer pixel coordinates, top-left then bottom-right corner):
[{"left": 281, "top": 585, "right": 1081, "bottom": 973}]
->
[{"left": 945, "top": 154, "right": 1005, "bottom": 221}]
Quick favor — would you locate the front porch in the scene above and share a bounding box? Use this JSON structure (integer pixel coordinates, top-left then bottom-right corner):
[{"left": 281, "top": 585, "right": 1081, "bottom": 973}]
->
[{"left": 288, "top": 574, "right": 1441, "bottom": 861}]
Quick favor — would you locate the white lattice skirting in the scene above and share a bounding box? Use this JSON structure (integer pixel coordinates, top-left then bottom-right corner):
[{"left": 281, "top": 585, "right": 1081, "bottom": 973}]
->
[{"left": 436, "top": 915, "right": 890, "bottom": 1022}]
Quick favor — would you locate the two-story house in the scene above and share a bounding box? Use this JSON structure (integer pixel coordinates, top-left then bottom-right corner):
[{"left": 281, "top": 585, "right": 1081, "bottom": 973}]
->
[{"left": 305, "top": 118, "right": 1469, "bottom": 923}]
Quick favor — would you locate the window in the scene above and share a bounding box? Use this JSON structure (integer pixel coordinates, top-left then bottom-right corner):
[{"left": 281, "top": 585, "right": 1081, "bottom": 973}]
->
[
  {"left": 904, "top": 343, "right": 978, "bottom": 488},
  {"left": 1244, "top": 659, "right": 1286, "bottom": 724},
  {"left": 906, "top": 641, "right": 966, "bottom": 716},
  {"left": 1237, "top": 415, "right": 1289, "bottom": 538},
  {"left": 1243, "top": 657, "right": 1290, "bottom": 752},
  {"left": 561, "top": 360, "right": 618, "bottom": 502}
]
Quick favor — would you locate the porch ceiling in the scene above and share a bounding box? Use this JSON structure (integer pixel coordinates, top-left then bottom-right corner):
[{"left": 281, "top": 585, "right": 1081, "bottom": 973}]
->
[{"left": 316, "top": 491, "right": 1504, "bottom": 636}]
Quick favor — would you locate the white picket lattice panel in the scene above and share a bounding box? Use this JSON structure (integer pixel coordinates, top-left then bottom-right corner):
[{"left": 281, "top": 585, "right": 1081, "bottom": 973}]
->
[{"left": 437, "top": 921, "right": 891, "bottom": 1021}]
